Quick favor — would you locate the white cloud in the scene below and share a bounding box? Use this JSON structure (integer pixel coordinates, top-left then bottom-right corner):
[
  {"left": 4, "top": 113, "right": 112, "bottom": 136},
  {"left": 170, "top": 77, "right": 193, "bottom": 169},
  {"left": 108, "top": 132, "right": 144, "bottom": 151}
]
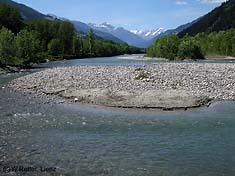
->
[
  {"left": 176, "top": 1, "right": 188, "bottom": 5},
  {"left": 198, "top": 0, "right": 228, "bottom": 4}
]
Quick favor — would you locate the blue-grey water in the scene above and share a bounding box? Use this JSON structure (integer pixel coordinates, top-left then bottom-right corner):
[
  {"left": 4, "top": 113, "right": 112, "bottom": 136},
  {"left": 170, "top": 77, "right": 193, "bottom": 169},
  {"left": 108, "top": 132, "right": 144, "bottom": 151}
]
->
[{"left": 0, "top": 55, "right": 235, "bottom": 176}]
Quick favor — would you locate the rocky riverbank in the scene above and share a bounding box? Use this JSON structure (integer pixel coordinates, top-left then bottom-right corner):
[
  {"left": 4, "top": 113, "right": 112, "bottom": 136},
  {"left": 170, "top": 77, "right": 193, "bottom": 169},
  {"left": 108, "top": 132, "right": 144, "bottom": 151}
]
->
[
  {"left": 0, "top": 66, "right": 27, "bottom": 75},
  {"left": 7, "top": 63, "right": 235, "bottom": 110}
]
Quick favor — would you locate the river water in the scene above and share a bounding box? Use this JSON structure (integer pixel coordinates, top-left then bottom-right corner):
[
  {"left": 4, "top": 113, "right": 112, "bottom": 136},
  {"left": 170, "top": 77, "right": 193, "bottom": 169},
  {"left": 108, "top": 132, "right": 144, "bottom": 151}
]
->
[{"left": 0, "top": 55, "right": 235, "bottom": 176}]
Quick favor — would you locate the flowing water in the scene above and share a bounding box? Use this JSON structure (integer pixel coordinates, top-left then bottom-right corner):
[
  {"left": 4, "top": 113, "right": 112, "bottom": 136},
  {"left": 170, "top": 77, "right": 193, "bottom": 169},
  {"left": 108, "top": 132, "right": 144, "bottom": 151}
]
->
[{"left": 0, "top": 55, "right": 235, "bottom": 176}]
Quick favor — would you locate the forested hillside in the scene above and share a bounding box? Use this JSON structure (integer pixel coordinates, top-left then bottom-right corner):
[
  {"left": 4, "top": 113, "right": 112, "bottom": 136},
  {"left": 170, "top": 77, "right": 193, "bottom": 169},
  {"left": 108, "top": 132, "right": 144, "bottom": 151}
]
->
[
  {"left": 0, "top": 3, "right": 141, "bottom": 67},
  {"left": 0, "top": 0, "right": 46, "bottom": 21},
  {"left": 179, "top": 0, "right": 235, "bottom": 36}
]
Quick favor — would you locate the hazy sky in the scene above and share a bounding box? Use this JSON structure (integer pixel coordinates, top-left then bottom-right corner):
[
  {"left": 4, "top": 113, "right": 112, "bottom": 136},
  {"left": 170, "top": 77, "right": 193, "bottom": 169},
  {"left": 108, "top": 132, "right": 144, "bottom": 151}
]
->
[{"left": 14, "top": 0, "right": 226, "bottom": 30}]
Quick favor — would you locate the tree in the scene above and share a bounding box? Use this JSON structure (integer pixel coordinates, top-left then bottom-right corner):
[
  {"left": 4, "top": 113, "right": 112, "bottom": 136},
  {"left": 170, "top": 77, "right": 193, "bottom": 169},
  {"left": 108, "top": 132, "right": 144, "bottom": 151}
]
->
[
  {"left": 149, "top": 35, "right": 180, "bottom": 60},
  {"left": 178, "top": 37, "right": 204, "bottom": 60},
  {"left": 48, "top": 38, "right": 62, "bottom": 56},
  {"left": 81, "top": 39, "right": 90, "bottom": 55},
  {"left": 15, "top": 30, "right": 41, "bottom": 65},
  {"left": 88, "top": 28, "right": 95, "bottom": 55},
  {"left": 27, "top": 19, "right": 61, "bottom": 52},
  {"left": 58, "top": 21, "right": 74, "bottom": 55},
  {"left": 0, "top": 3, "right": 23, "bottom": 33},
  {"left": 0, "top": 28, "right": 15, "bottom": 66},
  {"left": 72, "top": 35, "right": 81, "bottom": 56}
]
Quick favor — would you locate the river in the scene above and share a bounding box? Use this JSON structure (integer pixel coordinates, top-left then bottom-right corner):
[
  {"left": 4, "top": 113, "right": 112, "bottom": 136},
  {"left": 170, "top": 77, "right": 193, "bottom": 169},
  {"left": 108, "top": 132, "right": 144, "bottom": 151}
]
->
[{"left": 0, "top": 55, "right": 235, "bottom": 176}]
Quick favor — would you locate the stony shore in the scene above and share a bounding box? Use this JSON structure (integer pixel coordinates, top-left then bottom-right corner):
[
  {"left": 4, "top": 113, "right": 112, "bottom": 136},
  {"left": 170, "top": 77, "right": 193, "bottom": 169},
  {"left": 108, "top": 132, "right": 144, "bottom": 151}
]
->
[
  {"left": 7, "top": 63, "right": 235, "bottom": 110},
  {"left": 0, "top": 66, "right": 27, "bottom": 74}
]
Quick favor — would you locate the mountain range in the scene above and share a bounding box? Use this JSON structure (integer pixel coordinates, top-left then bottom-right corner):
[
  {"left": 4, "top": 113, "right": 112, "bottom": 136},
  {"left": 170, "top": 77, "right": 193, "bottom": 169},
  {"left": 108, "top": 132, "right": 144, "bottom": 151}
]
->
[
  {"left": 88, "top": 22, "right": 153, "bottom": 48},
  {"left": 1, "top": 0, "right": 233, "bottom": 48},
  {"left": 0, "top": 0, "right": 168, "bottom": 47},
  {"left": 130, "top": 28, "right": 165, "bottom": 40}
]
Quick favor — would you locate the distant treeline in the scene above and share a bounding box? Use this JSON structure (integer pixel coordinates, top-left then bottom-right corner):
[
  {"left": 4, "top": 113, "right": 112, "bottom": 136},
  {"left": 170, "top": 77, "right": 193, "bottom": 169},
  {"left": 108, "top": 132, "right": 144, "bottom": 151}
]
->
[
  {"left": 0, "top": 3, "right": 142, "bottom": 67},
  {"left": 147, "top": 29, "right": 235, "bottom": 60}
]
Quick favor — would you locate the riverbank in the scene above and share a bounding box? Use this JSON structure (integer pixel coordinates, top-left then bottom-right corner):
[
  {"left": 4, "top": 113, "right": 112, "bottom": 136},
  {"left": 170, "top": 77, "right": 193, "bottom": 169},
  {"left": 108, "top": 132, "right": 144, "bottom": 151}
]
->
[
  {"left": 121, "top": 55, "right": 235, "bottom": 61},
  {"left": 205, "top": 55, "right": 235, "bottom": 60},
  {"left": 0, "top": 65, "right": 28, "bottom": 75},
  {"left": 120, "top": 55, "right": 167, "bottom": 61},
  {"left": 7, "top": 63, "right": 235, "bottom": 110}
]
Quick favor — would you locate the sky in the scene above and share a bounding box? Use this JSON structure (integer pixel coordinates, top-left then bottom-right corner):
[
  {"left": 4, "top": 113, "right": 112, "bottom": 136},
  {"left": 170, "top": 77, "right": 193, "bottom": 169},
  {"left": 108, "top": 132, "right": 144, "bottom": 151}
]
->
[{"left": 14, "top": 0, "right": 227, "bottom": 30}]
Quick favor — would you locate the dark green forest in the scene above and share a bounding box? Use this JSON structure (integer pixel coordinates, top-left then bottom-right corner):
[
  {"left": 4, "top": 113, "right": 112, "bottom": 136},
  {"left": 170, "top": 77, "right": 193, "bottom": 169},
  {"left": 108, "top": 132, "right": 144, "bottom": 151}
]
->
[
  {"left": 179, "top": 0, "right": 235, "bottom": 37},
  {"left": 0, "top": 3, "right": 141, "bottom": 67}
]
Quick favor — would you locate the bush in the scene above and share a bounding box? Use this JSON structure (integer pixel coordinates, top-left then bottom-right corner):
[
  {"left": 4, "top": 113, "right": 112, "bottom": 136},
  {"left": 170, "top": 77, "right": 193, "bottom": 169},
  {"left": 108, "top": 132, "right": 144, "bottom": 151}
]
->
[
  {"left": 48, "top": 38, "right": 62, "bottom": 56},
  {"left": 15, "top": 30, "right": 42, "bottom": 65},
  {"left": 0, "top": 27, "right": 15, "bottom": 65},
  {"left": 148, "top": 35, "right": 180, "bottom": 60},
  {"left": 178, "top": 37, "right": 205, "bottom": 60},
  {"left": 135, "top": 71, "right": 149, "bottom": 80}
]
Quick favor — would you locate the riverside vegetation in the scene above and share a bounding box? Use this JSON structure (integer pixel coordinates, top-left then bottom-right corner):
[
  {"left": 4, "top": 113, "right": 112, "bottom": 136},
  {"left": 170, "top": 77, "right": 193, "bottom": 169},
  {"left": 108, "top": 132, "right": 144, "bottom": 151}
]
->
[
  {"left": 147, "top": 29, "right": 235, "bottom": 60},
  {"left": 0, "top": 3, "right": 141, "bottom": 68}
]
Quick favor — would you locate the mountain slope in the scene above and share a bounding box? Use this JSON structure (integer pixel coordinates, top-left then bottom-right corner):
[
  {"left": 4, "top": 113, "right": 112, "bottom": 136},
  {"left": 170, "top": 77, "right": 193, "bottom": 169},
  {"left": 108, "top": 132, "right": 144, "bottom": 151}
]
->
[
  {"left": 0, "top": 0, "right": 125, "bottom": 43},
  {"left": 0, "top": 0, "right": 46, "bottom": 21},
  {"left": 145, "top": 20, "right": 198, "bottom": 47},
  {"left": 89, "top": 23, "right": 147, "bottom": 48},
  {"left": 130, "top": 28, "right": 165, "bottom": 40},
  {"left": 71, "top": 21, "right": 125, "bottom": 43},
  {"left": 114, "top": 27, "right": 147, "bottom": 47},
  {"left": 179, "top": 0, "right": 235, "bottom": 36}
]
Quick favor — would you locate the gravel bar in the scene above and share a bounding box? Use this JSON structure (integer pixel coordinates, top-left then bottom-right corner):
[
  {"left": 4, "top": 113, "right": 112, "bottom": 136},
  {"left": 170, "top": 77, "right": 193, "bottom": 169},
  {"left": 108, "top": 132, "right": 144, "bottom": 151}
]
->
[{"left": 7, "top": 63, "right": 235, "bottom": 110}]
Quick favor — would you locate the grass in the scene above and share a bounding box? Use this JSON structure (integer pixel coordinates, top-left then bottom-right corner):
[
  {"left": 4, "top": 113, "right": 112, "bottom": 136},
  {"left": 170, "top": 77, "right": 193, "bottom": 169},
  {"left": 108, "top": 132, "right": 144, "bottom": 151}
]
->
[{"left": 135, "top": 71, "right": 149, "bottom": 80}]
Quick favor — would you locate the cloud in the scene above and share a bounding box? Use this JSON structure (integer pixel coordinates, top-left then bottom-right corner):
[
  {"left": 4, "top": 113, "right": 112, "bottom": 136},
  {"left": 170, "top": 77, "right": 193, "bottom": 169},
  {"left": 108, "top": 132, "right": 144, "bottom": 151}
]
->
[
  {"left": 176, "top": 1, "right": 188, "bottom": 5},
  {"left": 198, "top": 0, "right": 228, "bottom": 4}
]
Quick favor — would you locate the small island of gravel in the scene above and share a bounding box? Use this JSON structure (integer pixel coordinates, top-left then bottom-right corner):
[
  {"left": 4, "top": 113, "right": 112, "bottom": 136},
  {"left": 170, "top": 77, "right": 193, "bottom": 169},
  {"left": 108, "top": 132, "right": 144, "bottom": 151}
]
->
[{"left": 8, "top": 63, "right": 235, "bottom": 110}]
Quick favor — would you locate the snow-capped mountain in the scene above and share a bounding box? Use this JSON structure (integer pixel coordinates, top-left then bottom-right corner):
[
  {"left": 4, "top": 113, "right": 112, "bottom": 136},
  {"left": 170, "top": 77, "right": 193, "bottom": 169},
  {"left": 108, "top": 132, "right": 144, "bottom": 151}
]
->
[
  {"left": 88, "top": 22, "right": 148, "bottom": 48},
  {"left": 88, "top": 22, "right": 115, "bottom": 32},
  {"left": 130, "top": 28, "right": 165, "bottom": 40}
]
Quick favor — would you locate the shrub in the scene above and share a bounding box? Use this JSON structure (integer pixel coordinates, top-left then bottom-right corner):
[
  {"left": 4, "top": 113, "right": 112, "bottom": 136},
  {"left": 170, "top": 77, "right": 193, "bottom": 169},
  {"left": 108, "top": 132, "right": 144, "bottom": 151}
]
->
[
  {"left": 135, "top": 71, "right": 149, "bottom": 80},
  {"left": 178, "top": 37, "right": 205, "bottom": 60},
  {"left": 0, "top": 27, "right": 15, "bottom": 65}
]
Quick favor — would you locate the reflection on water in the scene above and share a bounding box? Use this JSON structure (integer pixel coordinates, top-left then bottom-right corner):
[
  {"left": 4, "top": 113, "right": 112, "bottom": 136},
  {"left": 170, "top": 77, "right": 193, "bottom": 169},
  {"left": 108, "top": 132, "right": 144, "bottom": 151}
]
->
[{"left": 0, "top": 55, "right": 235, "bottom": 176}]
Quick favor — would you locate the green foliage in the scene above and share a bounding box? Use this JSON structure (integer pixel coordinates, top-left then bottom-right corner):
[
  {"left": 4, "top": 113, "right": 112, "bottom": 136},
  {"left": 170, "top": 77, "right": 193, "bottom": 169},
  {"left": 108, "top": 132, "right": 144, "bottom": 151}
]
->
[
  {"left": 15, "top": 30, "right": 41, "bottom": 65},
  {"left": 0, "top": 27, "right": 15, "bottom": 65},
  {"left": 48, "top": 38, "right": 62, "bottom": 56},
  {"left": 0, "top": 3, "right": 23, "bottom": 33},
  {"left": 147, "top": 29, "right": 235, "bottom": 60},
  {"left": 147, "top": 35, "right": 180, "bottom": 60},
  {"left": 135, "top": 71, "right": 149, "bottom": 80},
  {"left": 28, "top": 19, "right": 76, "bottom": 57},
  {"left": 0, "top": 3, "right": 142, "bottom": 67},
  {"left": 178, "top": 36, "right": 204, "bottom": 60},
  {"left": 58, "top": 21, "right": 74, "bottom": 55},
  {"left": 88, "top": 29, "right": 95, "bottom": 55},
  {"left": 196, "top": 29, "right": 235, "bottom": 57},
  {"left": 72, "top": 35, "right": 81, "bottom": 56},
  {"left": 27, "top": 19, "right": 61, "bottom": 52}
]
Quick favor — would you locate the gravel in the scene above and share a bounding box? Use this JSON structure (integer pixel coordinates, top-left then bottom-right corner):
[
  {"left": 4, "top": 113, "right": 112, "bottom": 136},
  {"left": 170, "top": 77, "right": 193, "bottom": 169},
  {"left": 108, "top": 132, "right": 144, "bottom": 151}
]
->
[{"left": 7, "top": 63, "right": 235, "bottom": 109}]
